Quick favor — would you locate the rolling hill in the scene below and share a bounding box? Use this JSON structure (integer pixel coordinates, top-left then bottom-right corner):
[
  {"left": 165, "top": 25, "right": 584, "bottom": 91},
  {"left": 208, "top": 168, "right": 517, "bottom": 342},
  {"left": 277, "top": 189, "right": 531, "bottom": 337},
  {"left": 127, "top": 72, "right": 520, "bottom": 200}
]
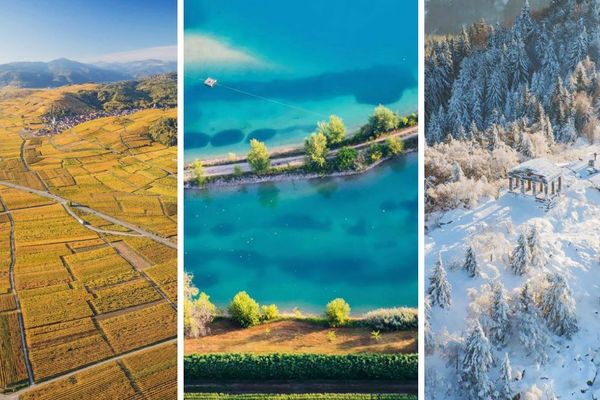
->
[{"left": 0, "top": 58, "right": 177, "bottom": 89}]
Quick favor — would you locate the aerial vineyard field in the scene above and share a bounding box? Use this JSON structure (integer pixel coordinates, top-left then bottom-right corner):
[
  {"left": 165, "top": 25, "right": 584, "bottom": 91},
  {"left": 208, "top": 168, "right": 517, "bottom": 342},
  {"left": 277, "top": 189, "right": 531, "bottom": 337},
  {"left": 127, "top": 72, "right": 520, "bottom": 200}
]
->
[
  {"left": 0, "top": 312, "right": 28, "bottom": 390},
  {"left": 64, "top": 247, "right": 139, "bottom": 289},
  {"left": 0, "top": 188, "right": 53, "bottom": 210},
  {"left": 122, "top": 342, "right": 177, "bottom": 400},
  {"left": 29, "top": 332, "right": 114, "bottom": 380},
  {"left": 0, "top": 294, "right": 16, "bottom": 312},
  {"left": 144, "top": 259, "right": 177, "bottom": 303},
  {"left": 99, "top": 302, "right": 176, "bottom": 353},
  {"left": 92, "top": 278, "right": 162, "bottom": 314},
  {"left": 0, "top": 220, "right": 11, "bottom": 294},
  {"left": 12, "top": 204, "right": 96, "bottom": 245},
  {"left": 19, "top": 362, "right": 137, "bottom": 400},
  {"left": 20, "top": 288, "right": 93, "bottom": 328}
]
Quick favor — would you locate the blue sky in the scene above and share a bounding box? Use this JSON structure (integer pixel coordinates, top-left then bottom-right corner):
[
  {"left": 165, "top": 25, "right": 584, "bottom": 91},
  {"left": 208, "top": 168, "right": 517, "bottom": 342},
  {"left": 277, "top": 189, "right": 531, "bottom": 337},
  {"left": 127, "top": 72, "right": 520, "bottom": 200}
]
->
[{"left": 0, "top": 0, "right": 177, "bottom": 64}]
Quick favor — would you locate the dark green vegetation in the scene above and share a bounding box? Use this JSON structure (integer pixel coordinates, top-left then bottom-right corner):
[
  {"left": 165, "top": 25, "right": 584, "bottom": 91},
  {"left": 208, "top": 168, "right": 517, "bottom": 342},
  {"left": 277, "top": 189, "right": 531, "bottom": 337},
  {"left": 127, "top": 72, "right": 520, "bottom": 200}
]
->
[
  {"left": 185, "top": 394, "right": 416, "bottom": 399},
  {"left": 184, "top": 353, "right": 417, "bottom": 381},
  {"left": 73, "top": 73, "right": 177, "bottom": 112},
  {"left": 148, "top": 117, "right": 178, "bottom": 146}
]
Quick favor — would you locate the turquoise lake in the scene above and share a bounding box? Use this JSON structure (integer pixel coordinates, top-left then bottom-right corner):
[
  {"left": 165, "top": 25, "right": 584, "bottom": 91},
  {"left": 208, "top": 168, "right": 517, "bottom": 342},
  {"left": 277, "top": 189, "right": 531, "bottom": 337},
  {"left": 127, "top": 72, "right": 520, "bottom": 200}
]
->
[
  {"left": 184, "top": 0, "right": 418, "bottom": 161},
  {"left": 185, "top": 154, "right": 418, "bottom": 313},
  {"left": 184, "top": 0, "right": 418, "bottom": 313}
]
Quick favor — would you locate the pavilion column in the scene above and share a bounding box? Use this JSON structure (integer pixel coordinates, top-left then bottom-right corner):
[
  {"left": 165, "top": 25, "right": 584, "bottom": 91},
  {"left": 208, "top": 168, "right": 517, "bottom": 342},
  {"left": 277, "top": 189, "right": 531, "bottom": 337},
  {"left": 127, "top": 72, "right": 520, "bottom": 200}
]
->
[
  {"left": 558, "top": 176, "right": 562, "bottom": 193},
  {"left": 527, "top": 179, "right": 532, "bottom": 191},
  {"left": 509, "top": 177, "right": 513, "bottom": 191},
  {"left": 521, "top": 179, "right": 525, "bottom": 194},
  {"left": 532, "top": 181, "right": 537, "bottom": 196},
  {"left": 544, "top": 183, "right": 548, "bottom": 198},
  {"left": 551, "top": 180, "right": 555, "bottom": 195}
]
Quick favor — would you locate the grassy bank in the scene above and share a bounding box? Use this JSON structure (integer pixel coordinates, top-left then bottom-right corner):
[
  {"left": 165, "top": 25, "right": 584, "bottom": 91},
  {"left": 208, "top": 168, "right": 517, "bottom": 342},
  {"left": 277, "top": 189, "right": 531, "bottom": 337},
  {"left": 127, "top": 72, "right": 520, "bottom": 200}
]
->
[{"left": 185, "top": 394, "right": 417, "bottom": 400}]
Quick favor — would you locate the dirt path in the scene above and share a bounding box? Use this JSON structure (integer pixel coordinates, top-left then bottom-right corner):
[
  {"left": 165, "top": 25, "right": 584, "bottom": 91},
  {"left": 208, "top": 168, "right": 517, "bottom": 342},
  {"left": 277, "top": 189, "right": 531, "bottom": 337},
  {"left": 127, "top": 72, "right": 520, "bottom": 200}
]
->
[
  {"left": 108, "top": 240, "right": 177, "bottom": 311},
  {"left": 185, "top": 126, "right": 418, "bottom": 181},
  {"left": 184, "top": 380, "right": 418, "bottom": 395},
  {"left": 185, "top": 320, "right": 417, "bottom": 355},
  {"left": 111, "top": 241, "right": 152, "bottom": 270},
  {"left": 0, "top": 180, "right": 176, "bottom": 249}
]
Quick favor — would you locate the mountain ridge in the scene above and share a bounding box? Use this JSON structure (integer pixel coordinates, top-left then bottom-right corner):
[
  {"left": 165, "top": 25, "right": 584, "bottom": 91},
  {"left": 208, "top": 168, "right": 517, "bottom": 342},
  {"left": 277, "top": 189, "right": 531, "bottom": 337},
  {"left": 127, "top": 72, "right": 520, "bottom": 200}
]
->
[{"left": 0, "top": 58, "right": 176, "bottom": 89}]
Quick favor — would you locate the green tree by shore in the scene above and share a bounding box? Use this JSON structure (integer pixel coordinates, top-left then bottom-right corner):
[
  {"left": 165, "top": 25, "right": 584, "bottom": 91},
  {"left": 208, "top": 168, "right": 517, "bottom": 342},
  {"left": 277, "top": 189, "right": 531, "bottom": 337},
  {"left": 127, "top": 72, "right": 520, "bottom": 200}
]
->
[
  {"left": 318, "top": 115, "right": 346, "bottom": 145},
  {"left": 304, "top": 131, "right": 329, "bottom": 170},
  {"left": 325, "top": 298, "right": 351, "bottom": 327},
  {"left": 192, "top": 160, "right": 206, "bottom": 186},
  {"left": 229, "top": 291, "right": 261, "bottom": 327},
  {"left": 369, "top": 105, "right": 399, "bottom": 137},
  {"left": 247, "top": 139, "right": 271, "bottom": 174}
]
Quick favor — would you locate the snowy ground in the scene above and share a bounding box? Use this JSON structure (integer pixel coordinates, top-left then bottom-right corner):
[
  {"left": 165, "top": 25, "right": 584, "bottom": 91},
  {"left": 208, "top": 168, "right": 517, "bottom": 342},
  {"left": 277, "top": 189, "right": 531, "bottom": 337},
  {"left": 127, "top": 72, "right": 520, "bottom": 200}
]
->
[{"left": 425, "top": 157, "right": 600, "bottom": 399}]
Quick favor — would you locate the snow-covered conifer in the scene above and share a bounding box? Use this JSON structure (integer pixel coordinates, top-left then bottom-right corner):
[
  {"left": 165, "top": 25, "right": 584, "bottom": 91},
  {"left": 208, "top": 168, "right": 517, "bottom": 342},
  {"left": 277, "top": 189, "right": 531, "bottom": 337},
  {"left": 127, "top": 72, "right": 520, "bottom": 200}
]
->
[
  {"left": 463, "top": 246, "right": 480, "bottom": 277},
  {"left": 425, "top": 296, "right": 435, "bottom": 354},
  {"left": 510, "top": 232, "right": 531, "bottom": 275},
  {"left": 497, "top": 353, "right": 513, "bottom": 399},
  {"left": 489, "top": 281, "right": 510, "bottom": 346},
  {"left": 460, "top": 321, "right": 493, "bottom": 399},
  {"left": 528, "top": 225, "right": 545, "bottom": 269},
  {"left": 514, "top": 283, "right": 550, "bottom": 363},
  {"left": 541, "top": 273, "right": 578, "bottom": 337},
  {"left": 428, "top": 255, "right": 452, "bottom": 308}
]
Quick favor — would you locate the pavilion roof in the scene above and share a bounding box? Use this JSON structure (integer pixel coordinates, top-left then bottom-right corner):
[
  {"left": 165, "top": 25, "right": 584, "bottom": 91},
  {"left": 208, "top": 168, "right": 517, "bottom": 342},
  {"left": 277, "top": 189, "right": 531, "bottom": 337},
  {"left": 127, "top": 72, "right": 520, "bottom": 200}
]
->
[{"left": 508, "top": 158, "right": 562, "bottom": 183}]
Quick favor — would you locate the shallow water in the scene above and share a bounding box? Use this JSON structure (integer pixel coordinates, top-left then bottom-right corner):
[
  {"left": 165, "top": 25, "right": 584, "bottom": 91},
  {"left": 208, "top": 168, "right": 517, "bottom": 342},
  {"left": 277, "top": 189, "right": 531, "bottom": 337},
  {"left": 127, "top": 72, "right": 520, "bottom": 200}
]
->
[
  {"left": 184, "top": 0, "right": 418, "bottom": 161},
  {"left": 185, "top": 154, "right": 418, "bottom": 313}
]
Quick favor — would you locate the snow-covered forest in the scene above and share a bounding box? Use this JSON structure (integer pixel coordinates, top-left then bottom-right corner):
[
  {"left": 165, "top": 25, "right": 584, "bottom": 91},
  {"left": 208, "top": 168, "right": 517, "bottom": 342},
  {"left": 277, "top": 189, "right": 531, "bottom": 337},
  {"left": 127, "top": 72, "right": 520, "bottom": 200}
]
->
[
  {"left": 425, "top": 0, "right": 600, "bottom": 213},
  {"left": 425, "top": 168, "right": 600, "bottom": 399}
]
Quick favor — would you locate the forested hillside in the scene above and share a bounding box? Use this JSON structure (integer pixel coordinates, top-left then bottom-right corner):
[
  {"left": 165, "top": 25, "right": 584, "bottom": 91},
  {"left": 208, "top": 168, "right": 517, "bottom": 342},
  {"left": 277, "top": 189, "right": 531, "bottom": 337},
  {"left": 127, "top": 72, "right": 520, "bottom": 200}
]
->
[
  {"left": 426, "top": 0, "right": 550, "bottom": 34},
  {"left": 425, "top": 0, "right": 600, "bottom": 213},
  {"left": 48, "top": 73, "right": 177, "bottom": 116}
]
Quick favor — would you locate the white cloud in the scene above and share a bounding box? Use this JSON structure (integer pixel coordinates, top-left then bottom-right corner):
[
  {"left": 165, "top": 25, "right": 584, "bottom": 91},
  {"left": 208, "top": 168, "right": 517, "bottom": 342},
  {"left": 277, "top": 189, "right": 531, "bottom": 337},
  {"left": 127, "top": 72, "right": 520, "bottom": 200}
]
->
[
  {"left": 93, "top": 45, "right": 177, "bottom": 63},
  {"left": 185, "top": 34, "right": 263, "bottom": 67}
]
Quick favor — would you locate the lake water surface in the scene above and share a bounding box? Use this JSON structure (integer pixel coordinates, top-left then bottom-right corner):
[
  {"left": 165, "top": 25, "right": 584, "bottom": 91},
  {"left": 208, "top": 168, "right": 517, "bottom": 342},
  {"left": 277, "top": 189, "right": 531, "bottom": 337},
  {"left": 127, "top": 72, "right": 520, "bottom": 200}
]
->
[
  {"left": 184, "top": 0, "right": 418, "bottom": 313},
  {"left": 184, "top": 0, "right": 418, "bottom": 161},
  {"left": 185, "top": 154, "right": 418, "bottom": 313}
]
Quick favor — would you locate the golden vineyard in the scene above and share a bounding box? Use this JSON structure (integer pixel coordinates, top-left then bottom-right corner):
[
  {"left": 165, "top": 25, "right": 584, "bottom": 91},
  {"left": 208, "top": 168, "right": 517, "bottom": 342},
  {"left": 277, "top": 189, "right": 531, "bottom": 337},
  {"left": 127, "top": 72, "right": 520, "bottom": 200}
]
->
[{"left": 0, "top": 84, "right": 177, "bottom": 399}]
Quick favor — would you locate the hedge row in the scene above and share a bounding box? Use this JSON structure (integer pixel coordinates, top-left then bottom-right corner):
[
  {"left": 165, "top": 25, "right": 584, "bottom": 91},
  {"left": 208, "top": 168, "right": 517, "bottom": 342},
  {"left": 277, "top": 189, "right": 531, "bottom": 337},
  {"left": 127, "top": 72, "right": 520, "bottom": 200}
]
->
[
  {"left": 184, "top": 353, "right": 417, "bottom": 381},
  {"left": 184, "top": 394, "right": 416, "bottom": 400}
]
